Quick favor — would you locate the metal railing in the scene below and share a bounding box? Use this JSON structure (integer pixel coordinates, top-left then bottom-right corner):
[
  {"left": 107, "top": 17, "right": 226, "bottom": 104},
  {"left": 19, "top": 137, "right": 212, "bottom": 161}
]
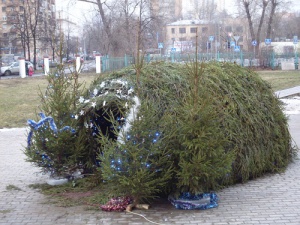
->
[{"left": 100, "top": 51, "right": 299, "bottom": 73}]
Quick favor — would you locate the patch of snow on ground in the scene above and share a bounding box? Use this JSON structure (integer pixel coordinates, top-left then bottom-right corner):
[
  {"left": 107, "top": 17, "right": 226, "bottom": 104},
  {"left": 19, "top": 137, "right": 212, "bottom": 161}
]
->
[{"left": 281, "top": 96, "right": 300, "bottom": 115}]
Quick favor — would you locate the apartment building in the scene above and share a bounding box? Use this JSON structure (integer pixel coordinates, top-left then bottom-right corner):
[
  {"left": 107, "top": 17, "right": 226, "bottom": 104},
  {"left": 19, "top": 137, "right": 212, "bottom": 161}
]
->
[
  {"left": 150, "top": 0, "right": 226, "bottom": 21},
  {"left": 165, "top": 18, "right": 249, "bottom": 53},
  {"left": 166, "top": 19, "right": 215, "bottom": 53},
  {"left": 0, "top": 0, "right": 56, "bottom": 58},
  {"left": 150, "top": 0, "right": 182, "bottom": 23}
]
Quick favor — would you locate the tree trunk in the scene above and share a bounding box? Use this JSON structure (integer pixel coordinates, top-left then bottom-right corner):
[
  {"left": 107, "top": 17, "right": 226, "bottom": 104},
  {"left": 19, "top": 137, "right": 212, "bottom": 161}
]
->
[
  {"left": 33, "top": 36, "right": 37, "bottom": 70},
  {"left": 97, "top": 0, "right": 113, "bottom": 50},
  {"left": 256, "top": 0, "right": 269, "bottom": 44},
  {"left": 243, "top": 1, "right": 255, "bottom": 42},
  {"left": 26, "top": 39, "right": 30, "bottom": 61},
  {"left": 266, "top": 0, "right": 278, "bottom": 39},
  {"left": 243, "top": 0, "right": 270, "bottom": 55}
]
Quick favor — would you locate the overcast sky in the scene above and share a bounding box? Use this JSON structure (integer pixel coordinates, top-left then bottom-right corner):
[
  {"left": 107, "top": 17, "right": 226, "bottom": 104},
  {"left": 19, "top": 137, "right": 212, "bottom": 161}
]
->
[
  {"left": 56, "top": 0, "right": 300, "bottom": 25},
  {"left": 56, "top": 0, "right": 94, "bottom": 24},
  {"left": 225, "top": 0, "right": 300, "bottom": 14}
]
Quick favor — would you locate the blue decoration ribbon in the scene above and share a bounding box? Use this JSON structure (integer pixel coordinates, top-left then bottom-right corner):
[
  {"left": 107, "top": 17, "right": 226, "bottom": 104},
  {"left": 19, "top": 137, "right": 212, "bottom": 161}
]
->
[
  {"left": 168, "top": 192, "right": 219, "bottom": 210},
  {"left": 27, "top": 112, "right": 76, "bottom": 148},
  {"left": 28, "top": 113, "right": 58, "bottom": 133}
]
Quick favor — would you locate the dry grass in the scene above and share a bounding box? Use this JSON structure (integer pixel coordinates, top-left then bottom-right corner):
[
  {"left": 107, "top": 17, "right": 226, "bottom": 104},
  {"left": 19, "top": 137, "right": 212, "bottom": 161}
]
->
[
  {"left": 29, "top": 178, "right": 111, "bottom": 208},
  {"left": 0, "top": 73, "right": 99, "bottom": 128},
  {"left": 0, "top": 76, "right": 47, "bottom": 128},
  {"left": 257, "top": 70, "right": 300, "bottom": 91},
  {"left": 0, "top": 69, "right": 299, "bottom": 128}
]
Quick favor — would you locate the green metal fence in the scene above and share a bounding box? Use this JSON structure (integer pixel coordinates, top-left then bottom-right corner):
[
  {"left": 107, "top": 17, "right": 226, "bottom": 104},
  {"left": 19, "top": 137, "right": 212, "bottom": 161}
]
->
[
  {"left": 100, "top": 51, "right": 299, "bottom": 73},
  {"left": 101, "top": 55, "right": 135, "bottom": 73}
]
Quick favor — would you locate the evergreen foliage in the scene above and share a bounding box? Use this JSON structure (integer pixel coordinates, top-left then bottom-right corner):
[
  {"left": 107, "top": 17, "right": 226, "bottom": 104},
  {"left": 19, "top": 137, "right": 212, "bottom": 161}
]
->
[
  {"left": 98, "top": 101, "right": 173, "bottom": 204},
  {"left": 169, "top": 61, "right": 235, "bottom": 194},
  {"left": 85, "top": 61, "right": 295, "bottom": 199},
  {"left": 25, "top": 61, "right": 296, "bottom": 204},
  {"left": 198, "top": 62, "right": 295, "bottom": 183},
  {"left": 25, "top": 68, "right": 87, "bottom": 177}
]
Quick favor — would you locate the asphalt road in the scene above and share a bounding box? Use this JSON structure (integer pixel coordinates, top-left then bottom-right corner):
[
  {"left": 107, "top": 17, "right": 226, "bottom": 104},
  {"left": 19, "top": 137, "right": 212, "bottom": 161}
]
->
[{"left": 0, "top": 61, "right": 96, "bottom": 79}]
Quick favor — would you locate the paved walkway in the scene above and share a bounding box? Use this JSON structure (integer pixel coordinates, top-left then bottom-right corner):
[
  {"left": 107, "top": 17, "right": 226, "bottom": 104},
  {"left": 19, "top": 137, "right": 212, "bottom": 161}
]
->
[
  {"left": 1, "top": 88, "right": 300, "bottom": 225},
  {"left": 275, "top": 86, "right": 300, "bottom": 98}
]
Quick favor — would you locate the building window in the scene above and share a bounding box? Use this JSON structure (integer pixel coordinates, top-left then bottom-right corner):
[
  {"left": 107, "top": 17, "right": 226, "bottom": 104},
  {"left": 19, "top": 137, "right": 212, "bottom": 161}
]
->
[
  {"left": 190, "top": 27, "right": 197, "bottom": 33},
  {"left": 179, "top": 28, "right": 186, "bottom": 34},
  {"left": 3, "top": 16, "right": 7, "bottom": 20},
  {"left": 19, "top": 6, "right": 24, "bottom": 11},
  {"left": 171, "top": 28, "right": 175, "bottom": 34},
  {"left": 2, "top": 7, "right": 6, "bottom": 12},
  {"left": 179, "top": 37, "right": 186, "bottom": 41},
  {"left": 202, "top": 27, "right": 208, "bottom": 33}
]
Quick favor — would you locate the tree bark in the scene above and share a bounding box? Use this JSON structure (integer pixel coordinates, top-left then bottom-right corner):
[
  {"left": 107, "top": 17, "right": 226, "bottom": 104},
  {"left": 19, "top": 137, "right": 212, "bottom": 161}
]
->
[
  {"left": 256, "top": 0, "right": 269, "bottom": 44},
  {"left": 78, "top": 0, "right": 113, "bottom": 52},
  {"left": 242, "top": 0, "right": 270, "bottom": 54},
  {"left": 243, "top": 1, "right": 255, "bottom": 42},
  {"left": 266, "top": 0, "right": 279, "bottom": 39}
]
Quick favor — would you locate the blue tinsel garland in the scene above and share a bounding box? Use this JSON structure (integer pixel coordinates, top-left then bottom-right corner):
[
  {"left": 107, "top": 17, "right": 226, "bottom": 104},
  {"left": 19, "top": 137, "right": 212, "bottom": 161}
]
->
[
  {"left": 168, "top": 192, "right": 219, "bottom": 210},
  {"left": 27, "top": 112, "right": 76, "bottom": 148}
]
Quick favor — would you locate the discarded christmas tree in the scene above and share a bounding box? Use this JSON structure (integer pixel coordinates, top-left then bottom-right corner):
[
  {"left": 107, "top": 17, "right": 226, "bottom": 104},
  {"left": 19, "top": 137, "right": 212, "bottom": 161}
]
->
[
  {"left": 170, "top": 61, "right": 235, "bottom": 195},
  {"left": 83, "top": 61, "right": 295, "bottom": 205},
  {"left": 98, "top": 100, "right": 174, "bottom": 207},
  {"left": 25, "top": 60, "right": 295, "bottom": 210},
  {"left": 25, "top": 66, "right": 87, "bottom": 177}
]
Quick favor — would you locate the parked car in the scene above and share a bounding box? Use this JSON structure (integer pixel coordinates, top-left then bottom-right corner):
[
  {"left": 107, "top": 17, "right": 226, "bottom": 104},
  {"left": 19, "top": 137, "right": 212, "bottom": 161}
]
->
[
  {"left": 37, "top": 59, "right": 58, "bottom": 68},
  {"left": 85, "top": 55, "right": 95, "bottom": 60},
  {"left": 1, "top": 61, "right": 34, "bottom": 76}
]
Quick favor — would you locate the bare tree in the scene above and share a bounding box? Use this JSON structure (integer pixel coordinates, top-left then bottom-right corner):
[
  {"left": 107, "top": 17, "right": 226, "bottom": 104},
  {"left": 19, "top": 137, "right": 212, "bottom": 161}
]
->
[
  {"left": 8, "top": 6, "right": 29, "bottom": 57},
  {"left": 77, "top": 0, "right": 157, "bottom": 56},
  {"left": 274, "top": 11, "right": 300, "bottom": 40},
  {"left": 116, "top": 0, "right": 140, "bottom": 55},
  {"left": 77, "top": 0, "right": 116, "bottom": 53},
  {"left": 39, "top": 12, "right": 58, "bottom": 61},
  {"left": 240, "top": 0, "right": 269, "bottom": 51},
  {"left": 196, "top": 0, "right": 217, "bottom": 20},
  {"left": 23, "top": 0, "right": 42, "bottom": 69},
  {"left": 238, "top": 0, "right": 289, "bottom": 52},
  {"left": 80, "top": 12, "right": 110, "bottom": 55},
  {"left": 266, "top": 0, "right": 289, "bottom": 38}
]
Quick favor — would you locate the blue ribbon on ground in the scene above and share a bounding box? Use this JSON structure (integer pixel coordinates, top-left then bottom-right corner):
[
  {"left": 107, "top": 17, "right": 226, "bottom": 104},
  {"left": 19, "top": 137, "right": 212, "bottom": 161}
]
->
[{"left": 168, "top": 192, "right": 219, "bottom": 210}]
